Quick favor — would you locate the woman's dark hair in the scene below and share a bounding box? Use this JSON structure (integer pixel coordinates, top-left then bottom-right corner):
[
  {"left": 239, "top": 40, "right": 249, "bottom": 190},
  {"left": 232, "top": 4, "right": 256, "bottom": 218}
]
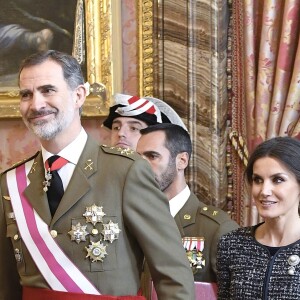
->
[{"left": 245, "top": 136, "right": 300, "bottom": 185}]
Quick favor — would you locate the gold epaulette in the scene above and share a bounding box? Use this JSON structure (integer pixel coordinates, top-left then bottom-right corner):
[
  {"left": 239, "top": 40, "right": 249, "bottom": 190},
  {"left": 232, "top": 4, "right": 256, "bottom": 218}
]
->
[
  {"left": 100, "top": 145, "right": 139, "bottom": 160},
  {"left": 200, "top": 205, "right": 232, "bottom": 224}
]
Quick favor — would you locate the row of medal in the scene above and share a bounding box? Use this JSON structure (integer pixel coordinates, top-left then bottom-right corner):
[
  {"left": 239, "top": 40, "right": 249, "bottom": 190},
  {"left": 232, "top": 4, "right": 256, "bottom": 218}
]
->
[{"left": 68, "top": 204, "right": 121, "bottom": 263}]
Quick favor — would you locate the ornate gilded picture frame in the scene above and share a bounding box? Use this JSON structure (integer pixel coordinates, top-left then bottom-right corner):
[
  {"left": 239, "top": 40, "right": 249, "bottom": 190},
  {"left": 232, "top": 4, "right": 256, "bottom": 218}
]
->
[{"left": 0, "top": 0, "right": 121, "bottom": 119}]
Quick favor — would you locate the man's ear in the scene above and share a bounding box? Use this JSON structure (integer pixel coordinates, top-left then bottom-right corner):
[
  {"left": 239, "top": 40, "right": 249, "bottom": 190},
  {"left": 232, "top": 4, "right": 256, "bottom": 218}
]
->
[
  {"left": 74, "top": 85, "right": 86, "bottom": 107},
  {"left": 176, "top": 152, "right": 189, "bottom": 170}
]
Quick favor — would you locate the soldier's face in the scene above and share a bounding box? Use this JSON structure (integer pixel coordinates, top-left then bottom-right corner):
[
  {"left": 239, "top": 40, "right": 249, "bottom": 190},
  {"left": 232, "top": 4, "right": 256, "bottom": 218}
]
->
[
  {"left": 137, "top": 130, "right": 176, "bottom": 192},
  {"left": 110, "top": 117, "right": 148, "bottom": 150}
]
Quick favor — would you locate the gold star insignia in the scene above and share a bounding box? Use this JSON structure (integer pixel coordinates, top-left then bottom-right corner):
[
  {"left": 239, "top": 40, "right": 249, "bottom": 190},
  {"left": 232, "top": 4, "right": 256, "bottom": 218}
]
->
[
  {"left": 85, "top": 241, "right": 107, "bottom": 262},
  {"left": 101, "top": 220, "right": 121, "bottom": 243},
  {"left": 83, "top": 204, "right": 106, "bottom": 226},
  {"left": 68, "top": 223, "right": 89, "bottom": 244}
]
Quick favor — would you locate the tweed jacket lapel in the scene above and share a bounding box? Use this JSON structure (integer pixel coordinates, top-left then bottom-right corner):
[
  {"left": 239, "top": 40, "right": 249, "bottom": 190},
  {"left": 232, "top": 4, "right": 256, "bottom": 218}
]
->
[
  {"left": 24, "top": 152, "right": 52, "bottom": 225},
  {"left": 51, "top": 137, "right": 99, "bottom": 225}
]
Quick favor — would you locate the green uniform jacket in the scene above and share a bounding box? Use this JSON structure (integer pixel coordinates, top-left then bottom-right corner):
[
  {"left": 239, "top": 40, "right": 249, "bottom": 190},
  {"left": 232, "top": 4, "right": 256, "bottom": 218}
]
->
[
  {"left": 0, "top": 137, "right": 194, "bottom": 300},
  {"left": 174, "top": 192, "right": 239, "bottom": 282}
]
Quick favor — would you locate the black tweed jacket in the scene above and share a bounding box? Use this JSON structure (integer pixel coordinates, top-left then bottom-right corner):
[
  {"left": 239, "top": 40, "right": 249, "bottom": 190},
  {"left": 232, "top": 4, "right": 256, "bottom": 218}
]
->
[{"left": 217, "top": 224, "right": 300, "bottom": 300}]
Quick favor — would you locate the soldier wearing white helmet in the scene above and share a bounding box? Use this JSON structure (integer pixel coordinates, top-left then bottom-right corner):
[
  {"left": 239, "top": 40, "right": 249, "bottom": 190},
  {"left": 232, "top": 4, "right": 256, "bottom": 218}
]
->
[{"left": 102, "top": 93, "right": 186, "bottom": 150}]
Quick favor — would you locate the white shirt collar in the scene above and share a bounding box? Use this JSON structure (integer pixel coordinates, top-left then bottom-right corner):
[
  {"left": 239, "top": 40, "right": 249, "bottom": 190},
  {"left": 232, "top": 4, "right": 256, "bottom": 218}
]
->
[
  {"left": 169, "top": 185, "right": 191, "bottom": 217},
  {"left": 42, "top": 128, "right": 88, "bottom": 165}
]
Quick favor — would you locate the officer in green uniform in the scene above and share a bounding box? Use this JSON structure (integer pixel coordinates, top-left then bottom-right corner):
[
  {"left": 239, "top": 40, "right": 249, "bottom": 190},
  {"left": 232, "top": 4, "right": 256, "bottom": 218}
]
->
[
  {"left": 137, "top": 123, "right": 239, "bottom": 283},
  {"left": 0, "top": 50, "right": 194, "bottom": 300}
]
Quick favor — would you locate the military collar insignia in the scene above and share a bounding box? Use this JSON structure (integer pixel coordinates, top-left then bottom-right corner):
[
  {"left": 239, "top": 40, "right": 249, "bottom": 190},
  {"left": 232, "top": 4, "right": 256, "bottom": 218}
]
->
[
  {"left": 84, "top": 159, "right": 94, "bottom": 171},
  {"left": 184, "top": 214, "right": 191, "bottom": 220},
  {"left": 30, "top": 161, "right": 38, "bottom": 173}
]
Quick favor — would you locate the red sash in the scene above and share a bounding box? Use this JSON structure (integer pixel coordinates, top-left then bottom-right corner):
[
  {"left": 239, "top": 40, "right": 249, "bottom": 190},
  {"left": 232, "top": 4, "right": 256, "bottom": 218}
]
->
[
  {"left": 7, "top": 162, "right": 100, "bottom": 294},
  {"left": 23, "top": 287, "right": 146, "bottom": 300}
]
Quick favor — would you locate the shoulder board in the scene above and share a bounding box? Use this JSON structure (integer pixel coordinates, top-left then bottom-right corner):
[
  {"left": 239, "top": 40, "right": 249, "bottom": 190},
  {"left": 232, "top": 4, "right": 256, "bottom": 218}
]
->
[
  {"left": 2, "top": 151, "right": 39, "bottom": 174},
  {"left": 101, "top": 145, "right": 140, "bottom": 160},
  {"left": 199, "top": 205, "right": 233, "bottom": 224}
]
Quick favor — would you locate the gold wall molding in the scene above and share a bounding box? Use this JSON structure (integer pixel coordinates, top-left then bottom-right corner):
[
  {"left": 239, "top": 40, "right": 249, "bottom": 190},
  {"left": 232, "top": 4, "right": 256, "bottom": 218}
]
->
[{"left": 137, "top": 0, "right": 154, "bottom": 97}]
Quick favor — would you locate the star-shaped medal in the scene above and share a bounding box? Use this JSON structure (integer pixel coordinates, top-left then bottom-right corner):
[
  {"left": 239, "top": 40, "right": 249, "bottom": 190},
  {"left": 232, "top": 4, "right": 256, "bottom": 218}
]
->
[
  {"left": 85, "top": 241, "right": 107, "bottom": 262},
  {"left": 68, "top": 223, "right": 89, "bottom": 244},
  {"left": 83, "top": 204, "right": 106, "bottom": 226},
  {"left": 101, "top": 220, "right": 121, "bottom": 243}
]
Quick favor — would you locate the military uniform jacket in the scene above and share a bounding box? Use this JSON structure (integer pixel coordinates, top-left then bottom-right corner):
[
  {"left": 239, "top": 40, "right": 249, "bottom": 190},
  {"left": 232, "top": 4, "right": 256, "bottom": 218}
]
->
[
  {"left": 174, "top": 192, "right": 239, "bottom": 282},
  {"left": 0, "top": 137, "right": 194, "bottom": 300}
]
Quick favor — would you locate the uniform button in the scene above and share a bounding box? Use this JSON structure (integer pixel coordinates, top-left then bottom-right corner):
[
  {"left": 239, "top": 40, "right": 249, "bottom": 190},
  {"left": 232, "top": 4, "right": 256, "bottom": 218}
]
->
[
  {"left": 202, "top": 207, "right": 208, "bottom": 211},
  {"left": 50, "top": 230, "right": 58, "bottom": 238},
  {"left": 14, "top": 234, "right": 19, "bottom": 240},
  {"left": 184, "top": 214, "right": 191, "bottom": 220},
  {"left": 92, "top": 228, "right": 99, "bottom": 235}
]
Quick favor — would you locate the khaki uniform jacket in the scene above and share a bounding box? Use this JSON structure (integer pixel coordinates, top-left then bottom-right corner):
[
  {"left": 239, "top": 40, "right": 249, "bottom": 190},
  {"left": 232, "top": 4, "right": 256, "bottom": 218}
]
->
[
  {"left": 0, "top": 137, "right": 194, "bottom": 300},
  {"left": 174, "top": 192, "right": 239, "bottom": 282}
]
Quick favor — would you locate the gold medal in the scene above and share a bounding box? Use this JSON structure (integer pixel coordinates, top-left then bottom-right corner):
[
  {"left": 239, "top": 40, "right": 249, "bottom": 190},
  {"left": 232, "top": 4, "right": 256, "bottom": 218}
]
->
[
  {"left": 83, "top": 204, "right": 106, "bottom": 226},
  {"left": 182, "top": 237, "right": 205, "bottom": 273},
  {"left": 85, "top": 241, "right": 107, "bottom": 262},
  {"left": 68, "top": 223, "right": 89, "bottom": 244},
  {"left": 101, "top": 220, "right": 121, "bottom": 243}
]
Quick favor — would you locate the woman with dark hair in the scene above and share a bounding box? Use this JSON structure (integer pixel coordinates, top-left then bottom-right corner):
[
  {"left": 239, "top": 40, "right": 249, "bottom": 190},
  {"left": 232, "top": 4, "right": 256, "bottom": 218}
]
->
[{"left": 217, "top": 136, "right": 300, "bottom": 299}]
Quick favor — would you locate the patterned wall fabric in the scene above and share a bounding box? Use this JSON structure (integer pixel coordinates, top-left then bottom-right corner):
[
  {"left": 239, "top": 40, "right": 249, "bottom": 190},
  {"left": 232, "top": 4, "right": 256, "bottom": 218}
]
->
[{"left": 229, "top": 0, "right": 300, "bottom": 225}]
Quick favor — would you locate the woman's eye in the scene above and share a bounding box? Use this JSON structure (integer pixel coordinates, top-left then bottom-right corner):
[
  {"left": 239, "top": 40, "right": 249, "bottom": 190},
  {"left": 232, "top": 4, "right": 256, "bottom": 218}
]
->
[
  {"left": 273, "top": 176, "right": 284, "bottom": 184},
  {"left": 252, "top": 176, "right": 262, "bottom": 184}
]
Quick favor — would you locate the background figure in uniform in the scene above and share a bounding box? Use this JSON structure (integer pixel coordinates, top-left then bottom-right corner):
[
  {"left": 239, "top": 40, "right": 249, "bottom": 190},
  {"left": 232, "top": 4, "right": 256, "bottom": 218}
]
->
[
  {"left": 102, "top": 93, "right": 186, "bottom": 150},
  {"left": 137, "top": 123, "right": 239, "bottom": 283},
  {"left": 217, "top": 136, "right": 300, "bottom": 299},
  {"left": 0, "top": 50, "right": 194, "bottom": 300}
]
